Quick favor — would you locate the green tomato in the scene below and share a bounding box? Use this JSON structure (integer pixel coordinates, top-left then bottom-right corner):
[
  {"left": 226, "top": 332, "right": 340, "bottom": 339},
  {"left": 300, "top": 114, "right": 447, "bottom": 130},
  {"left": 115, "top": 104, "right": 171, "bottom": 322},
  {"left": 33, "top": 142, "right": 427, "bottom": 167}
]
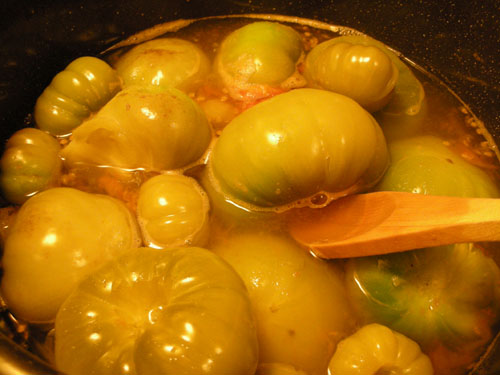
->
[
  {"left": 209, "top": 88, "right": 389, "bottom": 210},
  {"left": 328, "top": 323, "right": 434, "bottom": 375},
  {"left": 55, "top": 247, "right": 258, "bottom": 375},
  {"left": 256, "top": 363, "right": 309, "bottom": 375},
  {"left": 1, "top": 128, "right": 62, "bottom": 204},
  {"left": 211, "top": 231, "right": 354, "bottom": 375},
  {"left": 199, "top": 167, "right": 279, "bottom": 228},
  {"left": 61, "top": 86, "right": 212, "bottom": 172},
  {"left": 374, "top": 99, "right": 428, "bottom": 142},
  {"left": 215, "top": 21, "right": 305, "bottom": 100},
  {"left": 0, "top": 187, "right": 140, "bottom": 323},
  {"left": 307, "top": 35, "right": 424, "bottom": 117},
  {"left": 114, "top": 38, "right": 210, "bottom": 92},
  {"left": 137, "top": 173, "right": 210, "bottom": 249},
  {"left": 304, "top": 41, "right": 399, "bottom": 112},
  {"left": 34, "top": 56, "right": 121, "bottom": 136},
  {"left": 345, "top": 244, "right": 500, "bottom": 351},
  {"left": 376, "top": 135, "right": 500, "bottom": 198}
]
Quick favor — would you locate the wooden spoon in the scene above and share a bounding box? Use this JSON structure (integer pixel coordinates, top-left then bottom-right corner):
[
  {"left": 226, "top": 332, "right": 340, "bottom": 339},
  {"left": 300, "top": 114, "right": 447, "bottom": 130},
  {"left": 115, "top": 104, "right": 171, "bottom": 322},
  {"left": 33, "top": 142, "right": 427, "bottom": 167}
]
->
[{"left": 288, "top": 191, "right": 500, "bottom": 259}]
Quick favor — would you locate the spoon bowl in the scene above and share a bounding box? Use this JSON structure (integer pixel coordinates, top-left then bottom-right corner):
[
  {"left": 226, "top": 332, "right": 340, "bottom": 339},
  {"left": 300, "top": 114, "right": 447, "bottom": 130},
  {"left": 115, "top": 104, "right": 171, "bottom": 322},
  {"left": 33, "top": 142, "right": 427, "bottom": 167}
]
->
[{"left": 288, "top": 191, "right": 500, "bottom": 259}]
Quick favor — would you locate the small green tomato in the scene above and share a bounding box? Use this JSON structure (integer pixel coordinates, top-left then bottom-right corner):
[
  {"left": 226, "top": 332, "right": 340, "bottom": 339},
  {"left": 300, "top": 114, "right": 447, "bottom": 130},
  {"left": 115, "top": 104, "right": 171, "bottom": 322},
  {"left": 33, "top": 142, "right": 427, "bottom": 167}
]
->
[
  {"left": 34, "top": 56, "right": 121, "bottom": 136},
  {"left": 328, "top": 324, "right": 434, "bottom": 375},
  {"left": 209, "top": 88, "right": 389, "bottom": 211},
  {"left": 114, "top": 38, "right": 210, "bottom": 92},
  {"left": 61, "top": 86, "right": 212, "bottom": 172},
  {"left": 304, "top": 41, "right": 399, "bottom": 112},
  {"left": 137, "top": 174, "right": 210, "bottom": 249},
  {"left": 215, "top": 21, "right": 305, "bottom": 100},
  {"left": 1, "top": 128, "right": 62, "bottom": 204},
  {"left": 1, "top": 187, "right": 140, "bottom": 323},
  {"left": 55, "top": 247, "right": 259, "bottom": 375},
  {"left": 306, "top": 35, "right": 424, "bottom": 116}
]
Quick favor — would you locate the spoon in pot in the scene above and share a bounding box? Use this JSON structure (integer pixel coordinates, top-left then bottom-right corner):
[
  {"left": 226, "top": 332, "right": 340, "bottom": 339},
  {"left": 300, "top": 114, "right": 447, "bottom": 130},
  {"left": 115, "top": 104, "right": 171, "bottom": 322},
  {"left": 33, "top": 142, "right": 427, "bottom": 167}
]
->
[{"left": 288, "top": 191, "right": 500, "bottom": 259}]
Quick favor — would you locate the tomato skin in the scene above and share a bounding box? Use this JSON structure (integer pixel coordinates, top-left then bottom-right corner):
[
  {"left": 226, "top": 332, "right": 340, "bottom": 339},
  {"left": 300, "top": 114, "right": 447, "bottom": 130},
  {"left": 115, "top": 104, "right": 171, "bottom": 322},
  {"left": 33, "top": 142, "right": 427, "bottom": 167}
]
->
[
  {"left": 215, "top": 21, "right": 305, "bottom": 101},
  {"left": 256, "top": 363, "right": 308, "bottom": 375},
  {"left": 345, "top": 244, "right": 500, "bottom": 353},
  {"left": 61, "top": 86, "right": 212, "bottom": 172},
  {"left": 211, "top": 231, "right": 354, "bottom": 375},
  {"left": 114, "top": 38, "right": 211, "bottom": 93},
  {"left": 137, "top": 174, "right": 210, "bottom": 249},
  {"left": 0, "top": 128, "right": 62, "bottom": 204},
  {"left": 34, "top": 56, "right": 121, "bottom": 136},
  {"left": 55, "top": 247, "right": 259, "bottom": 375},
  {"left": 209, "top": 88, "right": 389, "bottom": 210},
  {"left": 305, "top": 41, "right": 399, "bottom": 112},
  {"left": 0, "top": 187, "right": 140, "bottom": 323},
  {"left": 376, "top": 135, "right": 500, "bottom": 198},
  {"left": 328, "top": 324, "right": 434, "bottom": 375},
  {"left": 306, "top": 34, "right": 424, "bottom": 116}
]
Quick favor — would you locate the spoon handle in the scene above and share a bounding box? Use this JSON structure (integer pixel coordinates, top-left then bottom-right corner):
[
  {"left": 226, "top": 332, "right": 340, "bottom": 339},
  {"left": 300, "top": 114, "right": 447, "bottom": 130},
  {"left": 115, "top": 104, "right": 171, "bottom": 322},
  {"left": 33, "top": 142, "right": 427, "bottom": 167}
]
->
[{"left": 288, "top": 191, "right": 500, "bottom": 259}]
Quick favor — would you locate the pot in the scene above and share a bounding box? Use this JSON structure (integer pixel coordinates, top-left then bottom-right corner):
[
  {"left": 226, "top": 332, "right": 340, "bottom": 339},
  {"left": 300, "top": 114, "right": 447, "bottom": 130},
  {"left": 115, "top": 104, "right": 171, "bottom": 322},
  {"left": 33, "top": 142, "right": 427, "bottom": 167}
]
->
[{"left": 0, "top": 0, "right": 498, "bottom": 374}]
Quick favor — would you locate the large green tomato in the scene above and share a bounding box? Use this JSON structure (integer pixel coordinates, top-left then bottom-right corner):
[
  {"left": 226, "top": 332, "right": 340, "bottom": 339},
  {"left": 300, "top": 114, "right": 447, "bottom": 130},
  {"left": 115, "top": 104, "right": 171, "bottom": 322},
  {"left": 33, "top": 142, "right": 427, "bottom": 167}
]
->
[
  {"left": 376, "top": 135, "right": 500, "bottom": 198},
  {"left": 215, "top": 21, "right": 305, "bottom": 101},
  {"left": 0, "top": 128, "right": 62, "bottom": 204},
  {"left": 61, "top": 86, "right": 212, "bottom": 172},
  {"left": 211, "top": 231, "right": 354, "bottom": 375},
  {"left": 345, "top": 244, "right": 500, "bottom": 352},
  {"left": 304, "top": 40, "right": 399, "bottom": 112},
  {"left": 209, "top": 88, "right": 389, "bottom": 211},
  {"left": 34, "top": 56, "right": 121, "bottom": 136},
  {"left": 199, "top": 168, "right": 279, "bottom": 228},
  {"left": 55, "top": 247, "right": 259, "bottom": 375},
  {"left": 114, "top": 38, "right": 210, "bottom": 93},
  {"left": 1, "top": 187, "right": 140, "bottom": 323},
  {"left": 137, "top": 173, "right": 210, "bottom": 249}
]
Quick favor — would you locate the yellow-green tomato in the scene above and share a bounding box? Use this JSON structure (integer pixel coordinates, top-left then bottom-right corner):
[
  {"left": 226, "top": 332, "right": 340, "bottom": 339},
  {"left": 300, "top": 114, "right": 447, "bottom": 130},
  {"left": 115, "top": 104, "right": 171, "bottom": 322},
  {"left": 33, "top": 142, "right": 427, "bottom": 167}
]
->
[
  {"left": 345, "top": 244, "right": 500, "bottom": 352},
  {"left": 376, "top": 136, "right": 500, "bottom": 198},
  {"left": 215, "top": 21, "right": 305, "bottom": 100},
  {"left": 0, "top": 187, "right": 140, "bottom": 323},
  {"left": 34, "top": 56, "right": 121, "bottom": 136},
  {"left": 328, "top": 324, "right": 434, "bottom": 375},
  {"left": 309, "top": 35, "right": 424, "bottom": 117},
  {"left": 199, "top": 168, "right": 279, "bottom": 228},
  {"left": 256, "top": 363, "right": 309, "bottom": 375},
  {"left": 211, "top": 231, "right": 354, "bottom": 375},
  {"left": 1, "top": 128, "right": 62, "bottom": 204},
  {"left": 61, "top": 86, "right": 211, "bottom": 172},
  {"left": 114, "top": 38, "right": 210, "bottom": 92},
  {"left": 137, "top": 174, "right": 210, "bottom": 249},
  {"left": 304, "top": 41, "right": 398, "bottom": 112},
  {"left": 209, "top": 88, "right": 389, "bottom": 210},
  {"left": 55, "top": 247, "right": 259, "bottom": 375}
]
